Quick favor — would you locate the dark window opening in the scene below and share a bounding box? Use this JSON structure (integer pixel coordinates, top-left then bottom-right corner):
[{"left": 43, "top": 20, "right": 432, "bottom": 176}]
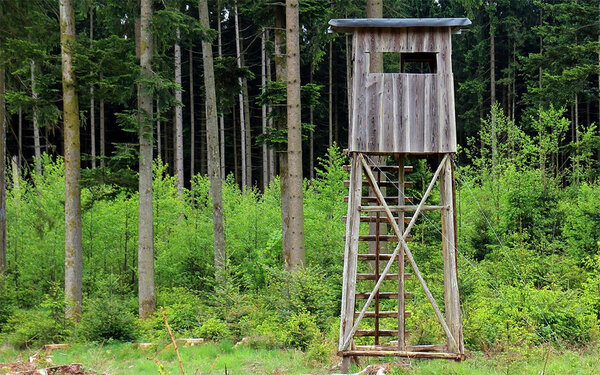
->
[
  {"left": 401, "top": 52, "right": 437, "bottom": 73},
  {"left": 368, "top": 52, "right": 438, "bottom": 74}
]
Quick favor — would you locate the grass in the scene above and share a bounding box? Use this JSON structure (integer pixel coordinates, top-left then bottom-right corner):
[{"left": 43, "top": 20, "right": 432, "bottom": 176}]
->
[{"left": 1, "top": 342, "right": 600, "bottom": 374}]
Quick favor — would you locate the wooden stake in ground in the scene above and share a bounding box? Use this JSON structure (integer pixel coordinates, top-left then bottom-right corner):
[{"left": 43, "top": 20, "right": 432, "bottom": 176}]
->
[{"left": 161, "top": 307, "right": 185, "bottom": 375}]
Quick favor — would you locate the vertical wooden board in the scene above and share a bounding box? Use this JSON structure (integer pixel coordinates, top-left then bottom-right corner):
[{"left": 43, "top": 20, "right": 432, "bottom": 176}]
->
[
  {"left": 352, "top": 33, "right": 368, "bottom": 151},
  {"left": 424, "top": 27, "right": 437, "bottom": 53},
  {"left": 392, "top": 28, "right": 408, "bottom": 52},
  {"left": 428, "top": 75, "right": 440, "bottom": 152},
  {"left": 400, "top": 74, "right": 411, "bottom": 151},
  {"left": 393, "top": 74, "right": 403, "bottom": 152},
  {"left": 397, "top": 156, "right": 406, "bottom": 349},
  {"left": 423, "top": 75, "right": 431, "bottom": 152},
  {"left": 408, "top": 75, "right": 425, "bottom": 152},
  {"left": 447, "top": 73, "right": 457, "bottom": 152},
  {"left": 439, "top": 73, "right": 451, "bottom": 152},
  {"left": 437, "top": 29, "right": 452, "bottom": 77},
  {"left": 365, "top": 73, "right": 381, "bottom": 151},
  {"left": 382, "top": 74, "right": 395, "bottom": 151}
]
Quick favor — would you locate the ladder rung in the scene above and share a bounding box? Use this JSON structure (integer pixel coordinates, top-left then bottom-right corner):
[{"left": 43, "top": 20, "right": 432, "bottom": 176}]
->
[
  {"left": 355, "top": 311, "right": 411, "bottom": 318},
  {"left": 355, "top": 329, "right": 402, "bottom": 337},
  {"left": 344, "top": 196, "right": 414, "bottom": 204},
  {"left": 360, "top": 205, "right": 447, "bottom": 212},
  {"left": 342, "top": 216, "right": 412, "bottom": 224},
  {"left": 357, "top": 235, "right": 409, "bottom": 242},
  {"left": 355, "top": 292, "right": 412, "bottom": 299},
  {"left": 357, "top": 254, "right": 407, "bottom": 261},
  {"left": 344, "top": 180, "right": 415, "bottom": 188},
  {"left": 356, "top": 273, "right": 412, "bottom": 280},
  {"left": 343, "top": 165, "right": 414, "bottom": 173}
]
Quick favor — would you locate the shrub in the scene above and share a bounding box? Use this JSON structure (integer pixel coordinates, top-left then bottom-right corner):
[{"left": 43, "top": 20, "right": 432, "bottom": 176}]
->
[
  {"left": 284, "top": 312, "right": 321, "bottom": 351},
  {"left": 80, "top": 297, "right": 137, "bottom": 342},
  {"left": 3, "top": 309, "right": 63, "bottom": 349},
  {"left": 194, "top": 317, "right": 230, "bottom": 341}
]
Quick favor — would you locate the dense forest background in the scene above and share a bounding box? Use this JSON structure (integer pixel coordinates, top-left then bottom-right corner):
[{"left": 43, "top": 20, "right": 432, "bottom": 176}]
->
[{"left": 0, "top": 0, "right": 600, "bottom": 362}]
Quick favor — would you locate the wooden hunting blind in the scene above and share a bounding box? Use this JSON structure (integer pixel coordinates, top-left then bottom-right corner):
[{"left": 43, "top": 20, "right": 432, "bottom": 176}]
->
[{"left": 330, "top": 18, "right": 471, "bottom": 371}]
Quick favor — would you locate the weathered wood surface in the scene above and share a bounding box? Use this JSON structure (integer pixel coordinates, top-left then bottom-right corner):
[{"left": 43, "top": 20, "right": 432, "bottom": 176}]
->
[
  {"left": 341, "top": 350, "right": 464, "bottom": 360},
  {"left": 339, "top": 154, "right": 362, "bottom": 352},
  {"left": 349, "top": 28, "right": 456, "bottom": 154}
]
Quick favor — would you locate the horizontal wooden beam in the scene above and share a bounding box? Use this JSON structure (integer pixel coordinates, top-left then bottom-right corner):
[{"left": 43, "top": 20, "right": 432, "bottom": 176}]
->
[
  {"left": 360, "top": 205, "right": 447, "bottom": 212},
  {"left": 356, "top": 273, "right": 412, "bottom": 280},
  {"left": 340, "top": 350, "right": 464, "bottom": 360},
  {"left": 344, "top": 196, "right": 414, "bottom": 204},
  {"left": 343, "top": 215, "right": 413, "bottom": 224},
  {"left": 355, "top": 292, "right": 412, "bottom": 299},
  {"left": 357, "top": 253, "right": 407, "bottom": 261},
  {"left": 354, "top": 311, "right": 411, "bottom": 318},
  {"left": 344, "top": 165, "right": 414, "bottom": 173},
  {"left": 344, "top": 180, "right": 415, "bottom": 188},
  {"left": 354, "top": 330, "right": 401, "bottom": 337}
]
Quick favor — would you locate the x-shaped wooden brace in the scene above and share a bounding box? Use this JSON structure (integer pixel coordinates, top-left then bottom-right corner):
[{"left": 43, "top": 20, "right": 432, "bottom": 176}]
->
[{"left": 341, "top": 153, "right": 458, "bottom": 352}]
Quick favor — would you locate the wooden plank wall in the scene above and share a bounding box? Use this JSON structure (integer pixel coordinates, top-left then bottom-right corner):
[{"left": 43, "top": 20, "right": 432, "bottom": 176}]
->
[{"left": 349, "top": 27, "right": 457, "bottom": 153}]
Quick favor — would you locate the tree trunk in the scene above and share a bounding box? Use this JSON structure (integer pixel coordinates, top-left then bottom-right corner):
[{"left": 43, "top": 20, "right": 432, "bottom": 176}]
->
[
  {"left": 242, "top": 60, "right": 252, "bottom": 186},
  {"left": 490, "top": 23, "right": 497, "bottom": 180},
  {"left": 174, "top": 28, "right": 184, "bottom": 194},
  {"left": 156, "top": 99, "right": 161, "bottom": 160},
  {"left": 138, "top": 0, "right": 155, "bottom": 319},
  {"left": 90, "top": 7, "right": 96, "bottom": 169},
  {"left": 60, "top": 0, "right": 83, "bottom": 321},
  {"left": 328, "top": 38, "right": 333, "bottom": 149},
  {"left": 99, "top": 73, "right": 105, "bottom": 168},
  {"left": 199, "top": 0, "right": 226, "bottom": 282},
  {"left": 31, "top": 60, "right": 41, "bottom": 175},
  {"left": 261, "top": 30, "right": 268, "bottom": 190},
  {"left": 309, "top": 66, "right": 314, "bottom": 179},
  {"left": 266, "top": 30, "right": 275, "bottom": 183},
  {"left": 189, "top": 47, "right": 195, "bottom": 179},
  {"left": 0, "top": 66, "right": 6, "bottom": 281},
  {"left": 274, "top": 5, "right": 290, "bottom": 262},
  {"left": 285, "top": 0, "right": 305, "bottom": 270},
  {"left": 217, "top": 0, "right": 225, "bottom": 179},
  {"left": 234, "top": 1, "right": 247, "bottom": 187},
  {"left": 17, "top": 106, "right": 22, "bottom": 169}
]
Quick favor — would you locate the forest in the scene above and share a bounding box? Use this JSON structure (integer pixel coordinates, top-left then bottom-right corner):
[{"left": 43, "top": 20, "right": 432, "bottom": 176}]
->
[{"left": 1, "top": 0, "right": 600, "bottom": 374}]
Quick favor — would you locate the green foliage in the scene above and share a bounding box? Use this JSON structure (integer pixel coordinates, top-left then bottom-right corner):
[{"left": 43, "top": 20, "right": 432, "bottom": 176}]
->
[
  {"left": 79, "top": 297, "right": 137, "bottom": 342},
  {"left": 194, "top": 318, "right": 230, "bottom": 341},
  {"left": 283, "top": 312, "right": 321, "bottom": 351}
]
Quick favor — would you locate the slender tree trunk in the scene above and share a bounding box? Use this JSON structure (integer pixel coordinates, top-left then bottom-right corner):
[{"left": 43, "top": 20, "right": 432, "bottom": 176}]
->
[
  {"left": 90, "top": 7, "right": 96, "bottom": 168},
  {"left": 266, "top": 30, "right": 275, "bottom": 183},
  {"left": 328, "top": 38, "right": 333, "bottom": 149},
  {"left": 99, "top": 73, "right": 105, "bottom": 168},
  {"left": 261, "top": 30, "right": 268, "bottom": 190},
  {"left": 274, "top": 5, "right": 290, "bottom": 261},
  {"left": 174, "top": 28, "right": 184, "bottom": 194},
  {"left": 0, "top": 66, "right": 6, "bottom": 281},
  {"left": 217, "top": 0, "right": 225, "bottom": 179},
  {"left": 234, "top": 1, "right": 247, "bottom": 187},
  {"left": 490, "top": 25, "right": 497, "bottom": 179},
  {"left": 309, "top": 66, "right": 314, "bottom": 179},
  {"left": 31, "top": 60, "right": 41, "bottom": 175},
  {"left": 242, "top": 59, "right": 252, "bottom": 186},
  {"left": 285, "top": 0, "right": 305, "bottom": 270},
  {"left": 17, "top": 105, "right": 22, "bottom": 169},
  {"left": 199, "top": 0, "right": 226, "bottom": 281},
  {"left": 233, "top": 102, "right": 239, "bottom": 184},
  {"left": 60, "top": 0, "right": 83, "bottom": 321},
  {"left": 156, "top": 99, "right": 161, "bottom": 160},
  {"left": 138, "top": 0, "right": 155, "bottom": 318},
  {"left": 189, "top": 47, "right": 195, "bottom": 179}
]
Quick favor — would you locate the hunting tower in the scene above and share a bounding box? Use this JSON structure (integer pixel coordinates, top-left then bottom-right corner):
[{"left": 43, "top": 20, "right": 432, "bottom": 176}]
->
[{"left": 330, "top": 18, "right": 471, "bottom": 371}]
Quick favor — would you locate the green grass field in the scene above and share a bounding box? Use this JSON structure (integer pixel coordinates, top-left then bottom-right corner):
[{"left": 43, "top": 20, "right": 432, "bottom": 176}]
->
[{"left": 1, "top": 342, "right": 600, "bottom": 374}]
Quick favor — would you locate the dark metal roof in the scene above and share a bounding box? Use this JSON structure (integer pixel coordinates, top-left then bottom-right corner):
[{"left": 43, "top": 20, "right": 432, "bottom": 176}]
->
[{"left": 329, "top": 18, "right": 472, "bottom": 33}]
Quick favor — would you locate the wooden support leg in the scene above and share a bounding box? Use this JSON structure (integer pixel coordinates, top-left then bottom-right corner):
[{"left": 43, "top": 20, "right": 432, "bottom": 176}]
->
[
  {"left": 439, "top": 154, "right": 464, "bottom": 354},
  {"left": 339, "top": 153, "right": 362, "bottom": 354},
  {"left": 397, "top": 155, "right": 406, "bottom": 350}
]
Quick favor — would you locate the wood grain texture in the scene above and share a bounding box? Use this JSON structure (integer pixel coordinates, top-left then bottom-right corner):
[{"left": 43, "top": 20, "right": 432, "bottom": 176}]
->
[{"left": 349, "top": 28, "right": 457, "bottom": 154}]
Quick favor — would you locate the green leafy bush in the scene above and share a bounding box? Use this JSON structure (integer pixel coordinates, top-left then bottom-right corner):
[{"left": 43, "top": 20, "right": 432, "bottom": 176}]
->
[
  {"left": 3, "top": 309, "right": 64, "bottom": 349},
  {"left": 79, "top": 297, "right": 137, "bottom": 342},
  {"left": 284, "top": 312, "right": 321, "bottom": 351},
  {"left": 194, "top": 317, "right": 230, "bottom": 341}
]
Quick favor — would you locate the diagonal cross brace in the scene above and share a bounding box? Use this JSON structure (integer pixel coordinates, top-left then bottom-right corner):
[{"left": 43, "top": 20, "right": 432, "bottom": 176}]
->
[{"left": 341, "top": 154, "right": 458, "bottom": 352}]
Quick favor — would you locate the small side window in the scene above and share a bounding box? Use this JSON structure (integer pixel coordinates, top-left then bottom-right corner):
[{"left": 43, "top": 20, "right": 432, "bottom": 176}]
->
[
  {"left": 401, "top": 52, "right": 437, "bottom": 74},
  {"left": 368, "top": 52, "right": 438, "bottom": 74}
]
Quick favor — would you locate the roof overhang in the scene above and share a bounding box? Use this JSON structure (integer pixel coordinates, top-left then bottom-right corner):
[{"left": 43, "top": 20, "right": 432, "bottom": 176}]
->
[{"left": 328, "top": 18, "right": 472, "bottom": 34}]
